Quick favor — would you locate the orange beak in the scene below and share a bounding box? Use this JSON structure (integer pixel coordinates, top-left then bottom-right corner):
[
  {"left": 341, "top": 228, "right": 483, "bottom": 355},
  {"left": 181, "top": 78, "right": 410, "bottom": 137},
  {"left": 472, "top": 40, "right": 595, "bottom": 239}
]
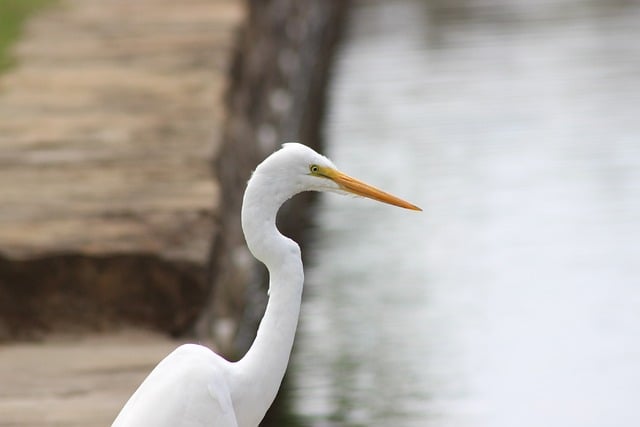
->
[{"left": 323, "top": 168, "right": 422, "bottom": 211}]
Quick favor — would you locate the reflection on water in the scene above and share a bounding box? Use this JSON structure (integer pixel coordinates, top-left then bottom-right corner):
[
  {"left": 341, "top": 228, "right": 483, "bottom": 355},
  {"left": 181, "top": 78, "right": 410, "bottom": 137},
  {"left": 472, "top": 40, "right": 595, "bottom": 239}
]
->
[{"left": 285, "top": 0, "right": 640, "bottom": 426}]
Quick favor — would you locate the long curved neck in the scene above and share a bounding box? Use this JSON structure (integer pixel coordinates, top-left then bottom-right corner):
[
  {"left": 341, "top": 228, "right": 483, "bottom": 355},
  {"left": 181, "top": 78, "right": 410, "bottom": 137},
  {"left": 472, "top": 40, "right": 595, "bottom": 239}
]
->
[{"left": 232, "top": 172, "right": 304, "bottom": 427}]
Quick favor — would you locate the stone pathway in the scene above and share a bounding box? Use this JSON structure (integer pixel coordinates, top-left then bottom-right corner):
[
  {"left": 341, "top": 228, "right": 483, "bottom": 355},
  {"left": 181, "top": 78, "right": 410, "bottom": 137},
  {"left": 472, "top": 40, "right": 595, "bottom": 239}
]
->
[
  {"left": 0, "top": 331, "right": 189, "bottom": 427},
  {"left": 0, "top": 0, "right": 241, "bottom": 424},
  {"left": 0, "top": 0, "right": 240, "bottom": 263}
]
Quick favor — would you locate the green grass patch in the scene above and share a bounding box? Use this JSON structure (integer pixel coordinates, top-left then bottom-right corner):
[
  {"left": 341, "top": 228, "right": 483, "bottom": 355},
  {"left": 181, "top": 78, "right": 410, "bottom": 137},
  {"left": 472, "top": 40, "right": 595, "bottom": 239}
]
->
[{"left": 0, "top": 0, "right": 55, "bottom": 72}]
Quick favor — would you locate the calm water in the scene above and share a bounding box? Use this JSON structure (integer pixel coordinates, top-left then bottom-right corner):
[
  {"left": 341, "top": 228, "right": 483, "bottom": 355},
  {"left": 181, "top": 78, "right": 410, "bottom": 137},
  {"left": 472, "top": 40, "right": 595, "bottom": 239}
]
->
[{"left": 286, "top": 0, "right": 640, "bottom": 426}]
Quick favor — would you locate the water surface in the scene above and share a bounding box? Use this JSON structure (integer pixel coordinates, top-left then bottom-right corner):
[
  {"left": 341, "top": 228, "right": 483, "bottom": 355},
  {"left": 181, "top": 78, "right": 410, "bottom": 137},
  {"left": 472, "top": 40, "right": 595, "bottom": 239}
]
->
[{"left": 288, "top": 1, "right": 640, "bottom": 426}]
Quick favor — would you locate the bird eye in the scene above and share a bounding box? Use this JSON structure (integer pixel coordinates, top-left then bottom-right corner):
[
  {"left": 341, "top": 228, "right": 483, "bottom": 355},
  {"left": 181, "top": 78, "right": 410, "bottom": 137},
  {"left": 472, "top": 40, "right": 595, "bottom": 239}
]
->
[{"left": 310, "top": 165, "right": 320, "bottom": 174}]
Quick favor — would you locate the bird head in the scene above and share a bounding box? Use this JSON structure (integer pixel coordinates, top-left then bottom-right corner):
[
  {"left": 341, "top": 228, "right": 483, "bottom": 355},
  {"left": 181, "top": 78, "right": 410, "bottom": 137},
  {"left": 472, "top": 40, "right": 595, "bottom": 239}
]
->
[{"left": 257, "top": 143, "right": 421, "bottom": 211}]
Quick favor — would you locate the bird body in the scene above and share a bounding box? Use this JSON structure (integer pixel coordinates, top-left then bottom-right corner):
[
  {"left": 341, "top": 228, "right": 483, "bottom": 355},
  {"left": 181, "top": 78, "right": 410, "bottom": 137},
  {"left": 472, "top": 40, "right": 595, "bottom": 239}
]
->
[
  {"left": 112, "top": 344, "right": 237, "bottom": 426},
  {"left": 112, "top": 143, "right": 420, "bottom": 427}
]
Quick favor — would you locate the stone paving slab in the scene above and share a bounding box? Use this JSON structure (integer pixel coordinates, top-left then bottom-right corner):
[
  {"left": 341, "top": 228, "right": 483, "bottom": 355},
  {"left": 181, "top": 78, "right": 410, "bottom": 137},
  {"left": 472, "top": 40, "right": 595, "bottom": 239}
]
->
[
  {"left": 0, "top": 0, "right": 243, "bottom": 338},
  {"left": 0, "top": 331, "right": 188, "bottom": 427},
  {"left": 0, "top": 0, "right": 242, "bottom": 263}
]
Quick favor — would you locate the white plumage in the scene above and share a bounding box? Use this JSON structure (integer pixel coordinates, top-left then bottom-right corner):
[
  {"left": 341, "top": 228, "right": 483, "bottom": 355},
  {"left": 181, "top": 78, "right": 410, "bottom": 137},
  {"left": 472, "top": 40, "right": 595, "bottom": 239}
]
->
[{"left": 112, "top": 143, "right": 420, "bottom": 427}]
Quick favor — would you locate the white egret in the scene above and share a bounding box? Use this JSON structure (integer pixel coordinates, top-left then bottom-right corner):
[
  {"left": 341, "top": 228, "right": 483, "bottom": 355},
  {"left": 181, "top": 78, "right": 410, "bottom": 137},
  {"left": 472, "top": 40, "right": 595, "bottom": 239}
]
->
[{"left": 111, "top": 143, "right": 421, "bottom": 427}]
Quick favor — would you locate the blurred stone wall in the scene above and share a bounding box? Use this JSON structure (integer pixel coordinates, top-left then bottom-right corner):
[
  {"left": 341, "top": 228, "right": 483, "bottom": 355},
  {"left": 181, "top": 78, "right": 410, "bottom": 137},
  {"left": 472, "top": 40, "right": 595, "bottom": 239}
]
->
[{"left": 199, "top": 0, "right": 349, "bottom": 356}]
